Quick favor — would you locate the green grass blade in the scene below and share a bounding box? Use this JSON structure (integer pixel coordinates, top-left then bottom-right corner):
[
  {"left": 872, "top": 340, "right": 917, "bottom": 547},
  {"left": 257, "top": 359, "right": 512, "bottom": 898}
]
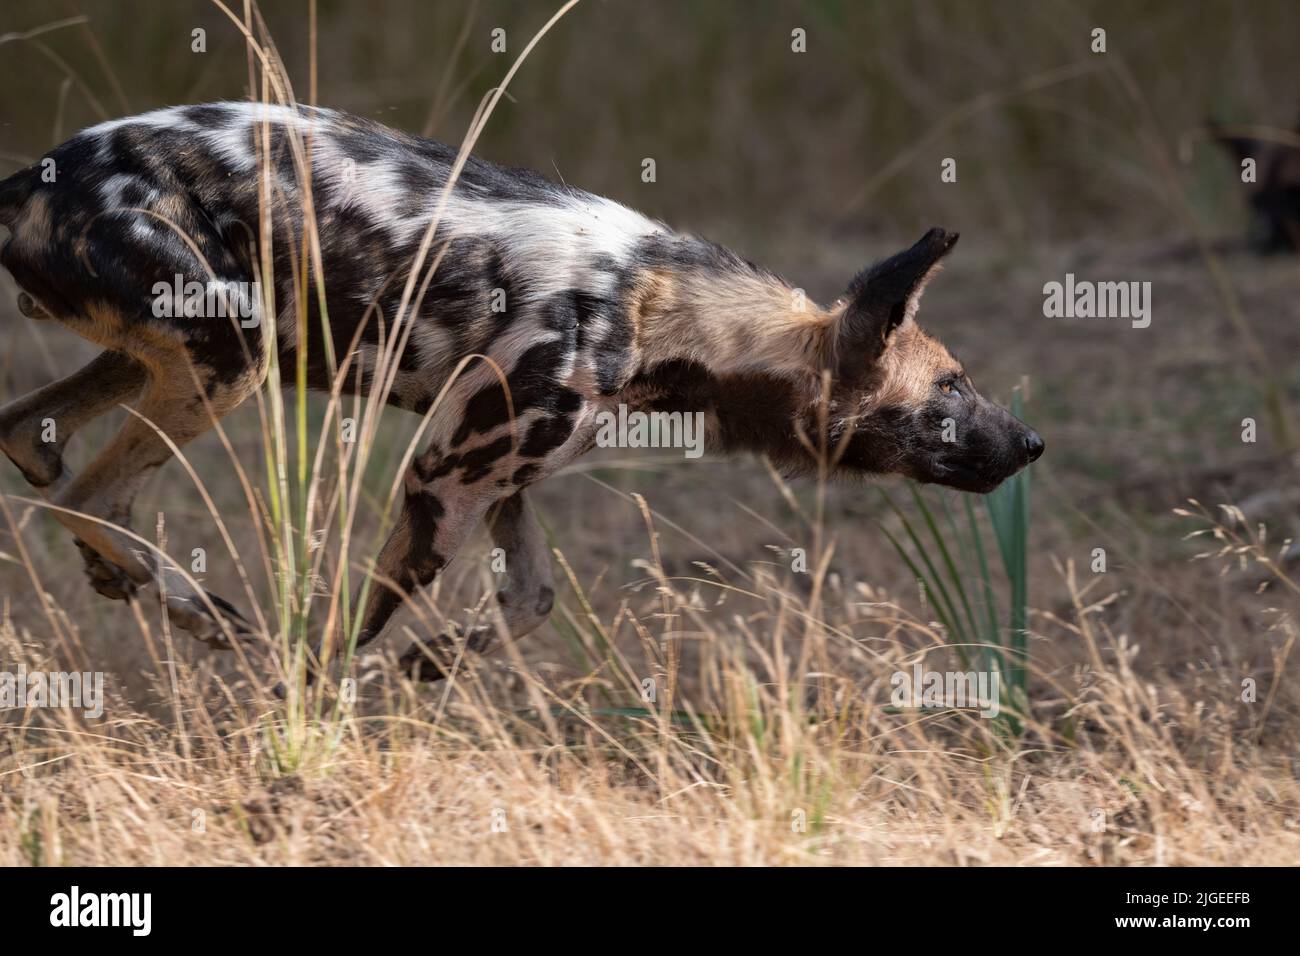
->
[
  {"left": 910, "top": 484, "right": 982, "bottom": 653},
  {"left": 963, "top": 494, "right": 1005, "bottom": 676},
  {"left": 878, "top": 492, "right": 971, "bottom": 668}
]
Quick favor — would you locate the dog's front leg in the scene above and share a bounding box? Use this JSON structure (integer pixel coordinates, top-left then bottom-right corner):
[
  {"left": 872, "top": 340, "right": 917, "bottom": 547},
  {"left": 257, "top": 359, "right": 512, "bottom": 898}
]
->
[
  {"left": 342, "top": 468, "right": 490, "bottom": 662},
  {"left": 291, "top": 470, "right": 478, "bottom": 696},
  {"left": 290, "top": 466, "right": 486, "bottom": 692},
  {"left": 398, "top": 487, "right": 555, "bottom": 681}
]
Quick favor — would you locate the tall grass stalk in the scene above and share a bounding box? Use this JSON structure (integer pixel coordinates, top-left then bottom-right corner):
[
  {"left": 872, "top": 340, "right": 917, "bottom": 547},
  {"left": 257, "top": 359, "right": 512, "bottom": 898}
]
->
[{"left": 184, "top": 0, "right": 583, "bottom": 773}]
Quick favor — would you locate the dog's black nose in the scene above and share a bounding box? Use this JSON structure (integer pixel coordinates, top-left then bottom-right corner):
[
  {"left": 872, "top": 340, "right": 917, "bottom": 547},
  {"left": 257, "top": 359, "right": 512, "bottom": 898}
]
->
[{"left": 1024, "top": 430, "right": 1044, "bottom": 463}]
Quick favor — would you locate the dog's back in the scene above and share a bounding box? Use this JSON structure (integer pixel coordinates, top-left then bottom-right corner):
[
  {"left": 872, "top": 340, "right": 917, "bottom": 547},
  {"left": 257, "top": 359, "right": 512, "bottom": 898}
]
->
[{"left": 1, "top": 102, "right": 670, "bottom": 403}]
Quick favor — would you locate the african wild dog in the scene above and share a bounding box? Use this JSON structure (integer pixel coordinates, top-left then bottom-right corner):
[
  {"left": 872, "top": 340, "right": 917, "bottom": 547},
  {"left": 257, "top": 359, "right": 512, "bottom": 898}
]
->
[
  {"left": 0, "top": 102, "right": 1043, "bottom": 678},
  {"left": 1210, "top": 116, "right": 1300, "bottom": 252}
]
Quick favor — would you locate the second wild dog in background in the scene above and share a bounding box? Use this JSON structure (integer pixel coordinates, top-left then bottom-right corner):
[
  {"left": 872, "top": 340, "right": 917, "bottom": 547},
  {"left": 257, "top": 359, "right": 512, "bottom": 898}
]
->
[{"left": 1210, "top": 115, "right": 1300, "bottom": 252}]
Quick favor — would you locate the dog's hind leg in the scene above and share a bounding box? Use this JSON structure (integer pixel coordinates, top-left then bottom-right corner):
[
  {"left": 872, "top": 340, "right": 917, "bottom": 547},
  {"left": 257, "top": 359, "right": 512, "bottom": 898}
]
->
[
  {"left": 0, "top": 350, "right": 149, "bottom": 600},
  {"left": 47, "top": 355, "right": 262, "bottom": 647},
  {"left": 0, "top": 350, "right": 146, "bottom": 496}
]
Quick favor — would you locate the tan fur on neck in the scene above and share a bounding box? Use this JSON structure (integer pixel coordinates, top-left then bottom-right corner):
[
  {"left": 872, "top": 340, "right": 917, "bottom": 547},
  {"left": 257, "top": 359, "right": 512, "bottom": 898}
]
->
[
  {"left": 630, "top": 266, "right": 832, "bottom": 380},
  {"left": 625, "top": 254, "right": 963, "bottom": 427}
]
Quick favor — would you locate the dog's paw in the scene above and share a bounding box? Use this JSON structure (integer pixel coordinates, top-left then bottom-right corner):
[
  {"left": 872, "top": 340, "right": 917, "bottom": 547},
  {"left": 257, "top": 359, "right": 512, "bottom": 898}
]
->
[
  {"left": 163, "top": 588, "right": 254, "bottom": 649},
  {"left": 398, "top": 624, "right": 494, "bottom": 682},
  {"left": 75, "top": 538, "right": 138, "bottom": 602}
]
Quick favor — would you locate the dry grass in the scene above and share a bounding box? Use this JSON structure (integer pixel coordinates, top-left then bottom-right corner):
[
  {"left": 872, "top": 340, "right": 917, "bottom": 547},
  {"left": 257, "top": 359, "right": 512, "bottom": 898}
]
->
[
  {"left": 1, "top": 520, "right": 1296, "bottom": 866},
  {"left": 1, "top": 454, "right": 1298, "bottom": 866}
]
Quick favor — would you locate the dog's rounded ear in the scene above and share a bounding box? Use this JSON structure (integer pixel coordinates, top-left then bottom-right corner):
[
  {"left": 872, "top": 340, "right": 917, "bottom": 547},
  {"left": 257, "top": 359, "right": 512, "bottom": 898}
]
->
[
  {"left": 835, "top": 228, "right": 958, "bottom": 377},
  {"left": 1206, "top": 119, "right": 1257, "bottom": 165}
]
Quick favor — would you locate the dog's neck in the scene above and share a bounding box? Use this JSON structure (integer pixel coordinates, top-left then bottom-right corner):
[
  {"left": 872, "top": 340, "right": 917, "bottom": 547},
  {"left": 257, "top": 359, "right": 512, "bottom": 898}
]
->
[
  {"left": 627, "top": 237, "right": 833, "bottom": 382},
  {"left": 617, "top": 240, "right": 840, "bottom": 463}
]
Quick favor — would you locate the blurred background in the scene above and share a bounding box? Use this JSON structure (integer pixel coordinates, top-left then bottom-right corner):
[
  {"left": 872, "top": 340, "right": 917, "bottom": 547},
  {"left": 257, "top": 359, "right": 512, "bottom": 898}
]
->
[
  {"left": 5, "top": 1, "right": 1300, "bottom": 250},
  {"left": 1, "top": 0, "right": 1298, "bottom": 724}
]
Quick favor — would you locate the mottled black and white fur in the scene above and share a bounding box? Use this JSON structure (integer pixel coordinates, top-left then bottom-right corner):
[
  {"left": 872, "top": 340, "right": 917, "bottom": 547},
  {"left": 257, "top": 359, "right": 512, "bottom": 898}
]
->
[{"left": 0, "top": 102, "right": 1042, "bottom": 677}]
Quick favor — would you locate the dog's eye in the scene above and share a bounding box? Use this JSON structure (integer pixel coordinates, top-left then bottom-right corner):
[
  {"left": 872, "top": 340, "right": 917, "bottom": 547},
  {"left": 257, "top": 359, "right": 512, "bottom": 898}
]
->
[{"left": 938, "top": 381, "right": 958, "bottom": 396}]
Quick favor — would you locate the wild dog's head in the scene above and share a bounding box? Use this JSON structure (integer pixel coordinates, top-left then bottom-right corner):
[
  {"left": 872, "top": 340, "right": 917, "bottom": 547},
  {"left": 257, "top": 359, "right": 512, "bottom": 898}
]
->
[{"left": 820, "top": 228, "right": 1042, "bottom": 494}]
